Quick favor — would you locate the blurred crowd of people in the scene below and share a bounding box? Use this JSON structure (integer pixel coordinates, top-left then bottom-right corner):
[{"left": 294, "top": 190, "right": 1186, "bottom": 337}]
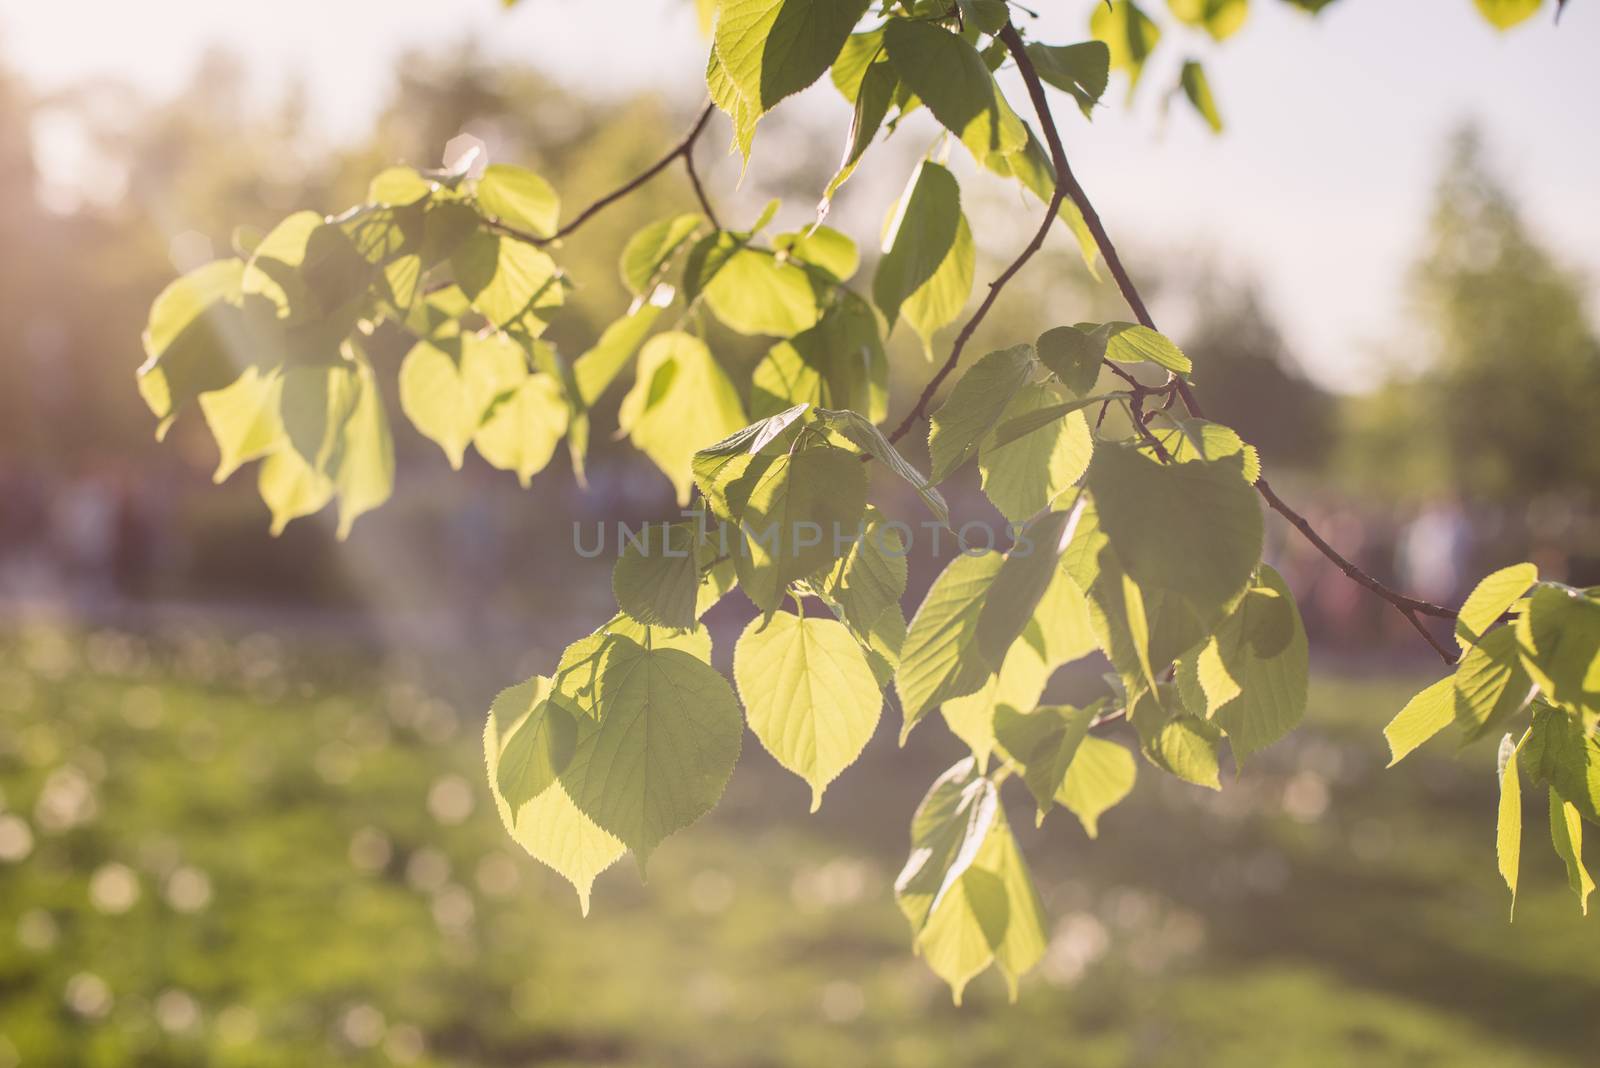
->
[{"left": 3, "top": 450, "right": 1594, "bottom": 662}]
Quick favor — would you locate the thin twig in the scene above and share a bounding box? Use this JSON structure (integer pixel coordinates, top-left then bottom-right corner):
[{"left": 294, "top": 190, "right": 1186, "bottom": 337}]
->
[
  {"left": 998, "top": 22, "right": 1457, "bottom": 663},
  {"left": 683, "top": 135, "right": 722, "bottom": 230},
  {"left": 885, "top": 187, "right": 1066, "bottom": 444},
  {"left": 482, "top": 101, "right": 718, "bottom": 246}
]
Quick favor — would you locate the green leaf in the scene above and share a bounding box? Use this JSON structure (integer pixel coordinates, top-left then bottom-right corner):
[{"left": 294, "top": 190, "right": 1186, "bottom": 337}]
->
[
  {"left": 707, "top": 46, "right": 761, "bottom": 162},
  {"left": 398, "top": 333, "right": 527, "bottom": 469},
  {"left": 1178, "top": 565, "right": 1308, "bottom": 763},
  {"left": 1498, "top": 729, "right": 1525, "bottom": 918},
  {"left": 198, "top": 367, "right": 284, "bottom": 483},
  {"left": 331, "top": 359, "right": 395, "bottom": 539},
  {"left": 138, "top": 259, "right": 248, "bottom": 431},
  {"left": 613, "top": 522, "right": 703, "bottom": 632},
  {"left": 989, "top": 394, "right": 1120, "bottom": 450},
  {"left": 1515, "top": 584, "right": 1600, "bottom": 717},
  {"left": 941, "top": 631, "right": 1051, "bottom": 768},
  {"left": 927, "top": 344, "right": 1037, "bottom": 483},
  {"left": 730, "top": 444, "right": 868, "bottom": 615},
  {"left": 995, "top": 702, "right": 1099, "bottom": 820},
  {"left": 897, "top": 551, "right": 1007, "bottom": 739},
  {"left": 367, "top": 166, "right": 433, "bottom": 206},
  {"left": 489, "top": 679, "right": 579, "bottom": 811},
  {"left": 1090, "top": 0, "right": 1162, "bottom": 97},
  {"left": 1031, "top": 552, "right": 1101, "bottom": 669},
  {"left": 1145, "top": 417, "right": 1261, "bottom": 483},
  {"left": 1522, "top": 702, "right": 1600, "bottom": 826},
  {"left": 902, "top": 216, "right": 974, "bottom": 350},
  {"left": 241, "top": 211, "right": 321, "bottom": 315},
  {"left": 978, "top": 809, "right": 1049, "bottom": 1002},
  {"left": 1473, "top": 0, "right": 1543, "bottom": 29},
  {"left": 733, "top": 611, "right": 883, "bottom": 809},
  {"left": 975, "top": 508, "right": 1082, "bottom": 669},
  {"left": 1086, "top": 443, "right": 1262, "bottom": 627},
  {"left": 978, "top": 385, "right": 1094, "bottom": 524},
  {"left": 1100, "top": 321, "right": 1191, "bottom": 374},
  {"left": 814, "top": 407, "right": 950, "bottom": 527},
  {"left": 882, "top": 19, "right": 1028, "bottom": 159},
  {"left": 681, "top": 230, "right": 746, "bottom": 303},
  {"left": 1024, "top": 41, "right": 1111, "bottom": 119},
  {"left": 807, "top": 505, "right": 908, "bottom": 635},
  {"left": 572, "top": 296, "right": 669, "bottom": 406},
  {"left": 873, "top": 160, "right": 973, "bottom": 347},
  {"left": 279, "top": 363, "right": 358, "bottom": 472},
  {"left": 474, "top": 373, "right": 568, "bottom": 487},
  {"left": 1062, "top": 497, "right": 1207, "bottom": 702},
  {"left": 475, "top": 164, "right": 560, "bottom": 237},
  {"left": 752, "top": 294, "right": 888, "bottom": 423},
  {"left": 1057, "top": 736, "right": 1136, "bottom": 837},
  {"left": 1550, "top": 788, "right": 1595, "bottom": 914},
  {"left": 1144, "top": 700, "right": 1223, "bottom": 790},
  {"left": 1454, "top": 625, "right": 1535, "bottom": 743},
  {"left": 824, "top": 57, "right": 896, "bottom": 203},
  {"left": 402, "top": 282, "right": 471, "bottom": 340},
  {"left": 692, "top": 404, "right": 813, "bottom": 519},
  {"left": 775, "top": 225, "right": 859, "bottom": 282},
  {"left": 618, "top": 332, "right": 747, "bottom": 505},
  {"left": 553, "top": 617, "right": 713, "bottom": 720},
  {"left": 714, "top": 0, "right": 870, "bottom": 114},
  {"left": 1178, "top": 60, "right": 1224, "bottom": 134},
  {"left": 556, "top": 636, "right": 742, "bottom": 865},
  {"left": 957, "top": 0, "right": 1012, "bottom": 33},
  {"left": 620, "top": 213, "right": 704, "bottom": 294},
  {"left": 452, "top": 229, "right": 562, "bottom": 327},
  {"left": 1384, "top": 676, "right": 1456, "bottom": 767},
  {"left": 702, "top": 248, "right": 822, "bottom": 336},
  {"left": 1036, "top": 323, "right": 1107, "bottom": 396},
  {"left": 831, "top": 28, "right": 886, "bottom": 100},
  {"left": 257, "top": 445, "right": 332, "bottom": 536},
  {"left": 1457, "top": 562, "right": 1538, "bottom": 651},
  {"left": 916, "top": 864, "right": 1006, "bottom": 1007},
  {"left": 483, "top": 675, "right": 623, "bottom": 914},
  {"left": 894, "top": 757, "right": 999, "bottom": 931},
  {"left": 1168, "top": 0, "right": 1249, "bottom": 41}
]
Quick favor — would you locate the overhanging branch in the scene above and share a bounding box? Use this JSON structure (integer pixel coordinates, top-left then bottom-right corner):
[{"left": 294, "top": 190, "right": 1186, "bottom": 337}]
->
[
  {"left": 482, "top": 101, "right": 718, "bottom": 246},
  {"left": 997, "top": 22, "right": 1457, "bottom": 665}
]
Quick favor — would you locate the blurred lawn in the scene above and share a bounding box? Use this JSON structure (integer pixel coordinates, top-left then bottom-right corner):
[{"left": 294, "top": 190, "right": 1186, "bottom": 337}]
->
[{"left": 1, "top": 620, "right": 1597, "bottom": 1067}]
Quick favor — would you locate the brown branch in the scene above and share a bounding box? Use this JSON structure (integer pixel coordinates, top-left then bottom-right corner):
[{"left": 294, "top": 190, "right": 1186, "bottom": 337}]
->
[
  {"left": 885, "top": 187, "right": 1066, "bottom": 444},
  {"left": 998, "top": 23, "right": 1457, "bottom": 664},
  {"left": 682, "top": 131, "right": 722, "bottom": 230},
  {"left": 483, "top": 101, "right": 718, "bottom": 246}
]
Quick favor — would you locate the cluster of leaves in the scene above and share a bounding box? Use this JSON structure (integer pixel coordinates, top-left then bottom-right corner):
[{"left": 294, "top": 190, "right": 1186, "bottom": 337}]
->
[
  {"left": 1384, "top": 566, "right": 1600, "bottom": 916},
  {"left": 483, "top": 318, "right": 1308, "bottom": 1003},
  {"left": 142, "top": 0, "right": 1596, "bottom": 1003}
]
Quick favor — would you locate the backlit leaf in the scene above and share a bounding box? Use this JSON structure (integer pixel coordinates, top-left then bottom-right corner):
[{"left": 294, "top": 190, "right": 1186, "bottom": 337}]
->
[
  {"left": 897, "top": 551, "right": 1007, "bottom": 738},
  {"left": 475, "top": 164, "right": 560, "bottom": 238},
  {"left": 927, "top": 344, "right": 1037, "bottom": 483},
  {"left": 1025, "top": 41, "right": 1112, "bottom": 118},
  {"left": 619, "top": 332, "right": 747, "bottom": 504},
  {"left": 557, "top": 636, "right": 743, "bottom": 865},
  {"left": 734, "top": 611, "right": 883, "bottom": 809},
  {"left": 882, "top": 18, "right": 1028, "bottom": 159}
]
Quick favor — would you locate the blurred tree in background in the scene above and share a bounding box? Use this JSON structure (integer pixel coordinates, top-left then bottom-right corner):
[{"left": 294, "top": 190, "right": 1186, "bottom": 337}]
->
[{"left": 1343, "top": 126, "right": 1600, "bottom": 505}]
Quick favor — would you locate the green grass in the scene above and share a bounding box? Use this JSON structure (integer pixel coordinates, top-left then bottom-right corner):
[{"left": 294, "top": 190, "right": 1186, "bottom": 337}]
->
[{"left": 1, "top": 621, "right": 1596, "bottom": 1067}]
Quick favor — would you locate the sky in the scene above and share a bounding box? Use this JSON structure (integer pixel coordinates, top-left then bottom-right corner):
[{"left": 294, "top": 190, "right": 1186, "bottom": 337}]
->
[{"left": 2, "top": 0, "right": 1596, "bottom": 391}]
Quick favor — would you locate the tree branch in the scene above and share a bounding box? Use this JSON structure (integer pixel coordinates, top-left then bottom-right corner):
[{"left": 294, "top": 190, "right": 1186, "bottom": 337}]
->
[
  {"left": 483, "top": 101, "right": 718, "bottom": 246},
  {"left": 997, "top": 22, "right": 1457, "bottom": 664},
  {"left": 885, "top": 186, "right": 1065, "bottom": 444}
]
